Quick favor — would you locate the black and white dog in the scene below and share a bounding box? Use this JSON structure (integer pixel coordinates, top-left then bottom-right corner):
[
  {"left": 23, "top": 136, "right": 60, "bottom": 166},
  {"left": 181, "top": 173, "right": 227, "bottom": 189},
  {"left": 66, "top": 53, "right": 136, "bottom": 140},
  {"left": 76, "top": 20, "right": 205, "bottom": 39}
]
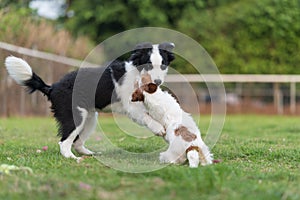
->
[{"left": 5, "top": 42, "right": 175, "bottom": 160}]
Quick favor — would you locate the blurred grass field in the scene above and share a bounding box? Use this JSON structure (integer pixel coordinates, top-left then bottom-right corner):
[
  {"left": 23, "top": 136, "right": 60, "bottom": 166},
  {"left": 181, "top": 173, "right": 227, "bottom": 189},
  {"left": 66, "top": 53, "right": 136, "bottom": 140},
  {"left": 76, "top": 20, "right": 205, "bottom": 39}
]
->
[{"left": 0, "top": 115, "right": 300, "bottom": 200}]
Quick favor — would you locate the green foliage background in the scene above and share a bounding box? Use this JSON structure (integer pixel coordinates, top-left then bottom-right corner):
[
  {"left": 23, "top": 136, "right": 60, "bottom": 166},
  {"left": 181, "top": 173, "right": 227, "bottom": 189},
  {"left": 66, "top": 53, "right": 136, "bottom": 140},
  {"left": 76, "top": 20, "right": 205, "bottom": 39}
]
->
[{"left": 2, "top": 0, "right": 300, "bottom": 74}]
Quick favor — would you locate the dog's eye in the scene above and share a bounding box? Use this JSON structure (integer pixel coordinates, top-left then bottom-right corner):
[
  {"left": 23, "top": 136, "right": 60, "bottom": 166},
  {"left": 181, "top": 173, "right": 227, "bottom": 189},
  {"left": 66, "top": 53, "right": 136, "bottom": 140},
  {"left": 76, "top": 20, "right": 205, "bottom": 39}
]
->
[
  {"left": 160, "top": 64, "right": 168, "bottom": 70},
  {"left": 144, "top": 64, "right": 153, "bottom": 71}
]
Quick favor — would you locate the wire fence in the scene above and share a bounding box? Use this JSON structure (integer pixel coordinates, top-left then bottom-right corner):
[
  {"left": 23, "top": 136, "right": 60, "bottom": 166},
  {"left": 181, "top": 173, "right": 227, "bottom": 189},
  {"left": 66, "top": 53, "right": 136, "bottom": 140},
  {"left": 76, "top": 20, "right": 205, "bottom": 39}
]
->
[
  {"left": 0, "top": 42, "right": 76, "bottom": 117},
  {"left": 1, "top": 42, "right": 300, "bottom": 117}
]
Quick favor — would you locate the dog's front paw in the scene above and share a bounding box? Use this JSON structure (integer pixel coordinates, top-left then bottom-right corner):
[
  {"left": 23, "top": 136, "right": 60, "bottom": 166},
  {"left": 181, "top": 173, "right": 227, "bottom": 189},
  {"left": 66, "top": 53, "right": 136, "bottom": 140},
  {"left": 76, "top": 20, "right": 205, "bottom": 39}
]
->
[
  {"left": 149, "top": 121, "right": 165, "bottom": 136},
  {"left": 159, "top": 152, "right": 170, "bottom": 164},
  {"left": 155, "top": 127, "right": 166, "bottom": 137}
]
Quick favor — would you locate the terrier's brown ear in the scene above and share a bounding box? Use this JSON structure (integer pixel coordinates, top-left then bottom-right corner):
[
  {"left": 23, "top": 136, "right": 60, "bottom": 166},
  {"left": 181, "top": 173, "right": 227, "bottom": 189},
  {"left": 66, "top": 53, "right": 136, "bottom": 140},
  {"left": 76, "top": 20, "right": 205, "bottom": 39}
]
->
[
  {"left": 144, "top": 83, "right": 157, "bottom": 94},
  {"left": 141, "top": 74, "right": 152, "bottom": 84},
  {"left": 131, "top": 89, "right": 144, "bottom": 102}
]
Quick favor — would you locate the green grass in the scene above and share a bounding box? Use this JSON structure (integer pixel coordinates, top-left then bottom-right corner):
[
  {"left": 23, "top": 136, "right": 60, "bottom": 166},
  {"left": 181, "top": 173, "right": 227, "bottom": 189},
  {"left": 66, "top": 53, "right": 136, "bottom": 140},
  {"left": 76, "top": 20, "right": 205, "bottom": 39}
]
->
[{"left": 0, "top": 115, "right": 300, "bottom": 200}]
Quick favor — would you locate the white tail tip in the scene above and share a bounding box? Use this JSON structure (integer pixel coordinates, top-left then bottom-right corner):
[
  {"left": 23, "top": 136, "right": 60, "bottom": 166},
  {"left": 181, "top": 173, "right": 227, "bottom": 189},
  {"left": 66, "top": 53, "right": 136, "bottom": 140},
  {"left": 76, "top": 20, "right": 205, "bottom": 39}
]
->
[{"left": 5, "top": 56, "right": 33, "bottom": 85}]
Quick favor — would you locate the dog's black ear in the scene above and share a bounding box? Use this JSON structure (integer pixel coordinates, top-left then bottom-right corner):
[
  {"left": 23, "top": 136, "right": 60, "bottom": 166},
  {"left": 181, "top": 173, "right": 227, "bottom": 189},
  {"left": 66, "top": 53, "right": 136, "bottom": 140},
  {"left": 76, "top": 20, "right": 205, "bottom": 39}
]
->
[
  {"left": 135, "top": 42, "right": 153, "bottom": 51},
  {"left": 144, "top": 83, "right": 157, "bottom": 94},
  {"left": 158, "top": 42, "right": 175, "bottom": 64},
  {"left": 159, "top": 42, "right": 175, "bottom": 52},
  {"left": 129, "top": 42, "right": 153, "bottom": 70}
]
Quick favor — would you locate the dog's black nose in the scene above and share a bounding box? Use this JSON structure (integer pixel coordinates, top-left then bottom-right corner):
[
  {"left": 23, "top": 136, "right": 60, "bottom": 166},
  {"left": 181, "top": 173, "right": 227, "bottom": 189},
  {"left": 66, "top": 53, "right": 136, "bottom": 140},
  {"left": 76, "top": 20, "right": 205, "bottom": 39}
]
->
[{"left": 154, "top": 79, "right": 162, "bottom": 86}]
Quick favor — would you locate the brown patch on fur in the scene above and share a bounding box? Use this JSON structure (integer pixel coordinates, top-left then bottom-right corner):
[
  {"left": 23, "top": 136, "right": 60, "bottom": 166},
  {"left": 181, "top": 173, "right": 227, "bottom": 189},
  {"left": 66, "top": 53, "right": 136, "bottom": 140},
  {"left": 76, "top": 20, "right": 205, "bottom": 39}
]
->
[
  {"left": 198, "top": 148, "right": 207, "bottom": 165},
  {"left": 185, "top": 145, "right": 207, "bottom": 165},
  {"left": 143, "top": 83, "right": 157, "bottom": 94},
  {"left": 131, "top": 83, "right": 158, "bottom": 102},
  {"left": 131, "top": 74, "right": 158, "bottom": 102},
  {"left": 185, "top": 146, "right": 200, "bottom": 154},
  {"left": 141, "top": 74, "right": 152, "bottom": 85},
  {"left": 131, "top": 88, "right": 144, "bottom": 102},
  {"left": 174, "top": 126, "right": 197, "bottom": 142},
  {"left": 131, "top": 74, "right": 156, "bottom": 102}
]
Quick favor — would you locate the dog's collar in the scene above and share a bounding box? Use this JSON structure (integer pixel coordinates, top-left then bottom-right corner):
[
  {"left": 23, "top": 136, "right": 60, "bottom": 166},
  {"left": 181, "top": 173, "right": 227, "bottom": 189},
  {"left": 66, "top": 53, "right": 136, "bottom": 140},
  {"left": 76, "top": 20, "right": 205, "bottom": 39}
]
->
[{"left": 185, "top": 146, "right": 200, "bottom": 154}]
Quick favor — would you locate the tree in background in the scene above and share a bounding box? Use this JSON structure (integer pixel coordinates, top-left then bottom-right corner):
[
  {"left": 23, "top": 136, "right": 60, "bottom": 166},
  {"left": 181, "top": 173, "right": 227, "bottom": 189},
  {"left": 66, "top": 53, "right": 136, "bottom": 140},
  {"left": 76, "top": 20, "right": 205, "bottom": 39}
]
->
[
  {"left": 2, "top": 0, "right": 300, "bottom": 74},
  {"left": 179, "top": 0, "right": 300, "bottom": 74},
  {"left": 62, "top": 0, "right": 236, "bottom": 73},
  {"left": 0, "top": 1, "right": 93, "bottom": 58},
  {"left": 62, "top": 0, "right": 300, "bottom": 74},
  {"left": 63, "top": 0, "right": 235, "bottom": 41}
]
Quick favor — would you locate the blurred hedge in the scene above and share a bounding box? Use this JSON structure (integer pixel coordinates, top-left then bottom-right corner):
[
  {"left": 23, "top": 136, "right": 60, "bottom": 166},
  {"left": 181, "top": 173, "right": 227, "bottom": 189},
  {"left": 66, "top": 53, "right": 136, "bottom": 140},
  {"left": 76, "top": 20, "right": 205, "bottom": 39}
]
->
[
  {"left": 62, "top": 0, "right": 300, "bottom": 74},
  {"left": 1, "top": 0, "right": 300, "bottom": 74},
  {"left": 0, "top": 3, "right": 94, "bottom": 59}
]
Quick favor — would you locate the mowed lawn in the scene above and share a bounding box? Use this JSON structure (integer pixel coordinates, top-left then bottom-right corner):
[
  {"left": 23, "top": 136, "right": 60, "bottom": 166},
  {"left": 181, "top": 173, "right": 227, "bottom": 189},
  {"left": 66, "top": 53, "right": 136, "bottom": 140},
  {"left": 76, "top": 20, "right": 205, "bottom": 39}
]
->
[{"left": 0, "top": 115, "right": 300, "bottom": 200}]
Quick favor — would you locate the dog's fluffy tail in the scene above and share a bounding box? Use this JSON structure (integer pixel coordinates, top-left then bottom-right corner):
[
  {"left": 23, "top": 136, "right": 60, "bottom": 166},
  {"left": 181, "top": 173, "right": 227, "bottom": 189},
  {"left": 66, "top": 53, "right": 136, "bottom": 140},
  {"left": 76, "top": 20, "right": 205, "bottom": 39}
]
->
[{"left": 5, "top": 56, "right": 51, "bottom": 96}]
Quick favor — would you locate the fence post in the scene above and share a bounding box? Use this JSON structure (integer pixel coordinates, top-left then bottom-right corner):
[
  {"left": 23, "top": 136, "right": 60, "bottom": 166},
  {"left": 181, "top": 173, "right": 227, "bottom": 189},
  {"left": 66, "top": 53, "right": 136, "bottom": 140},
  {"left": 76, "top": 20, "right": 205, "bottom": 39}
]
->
[
  {"left": 1, "top": 73, "right": 7, "bottom": 117},
  {"left": 20, "top": 89, "right": 25, "bottom": 116},
  {"left": 273, "top": 83, "right": 283, "bottom": 115},
  {"left": 290, "top": 82, "right": 296, "bottom": 114}
]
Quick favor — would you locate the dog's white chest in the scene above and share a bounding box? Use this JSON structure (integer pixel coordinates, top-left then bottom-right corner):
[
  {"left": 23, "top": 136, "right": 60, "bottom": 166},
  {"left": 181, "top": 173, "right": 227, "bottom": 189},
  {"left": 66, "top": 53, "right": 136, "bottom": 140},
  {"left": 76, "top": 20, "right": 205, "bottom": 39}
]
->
[{"left": 145, "top": 91, "right": 182, "bottom": 127}]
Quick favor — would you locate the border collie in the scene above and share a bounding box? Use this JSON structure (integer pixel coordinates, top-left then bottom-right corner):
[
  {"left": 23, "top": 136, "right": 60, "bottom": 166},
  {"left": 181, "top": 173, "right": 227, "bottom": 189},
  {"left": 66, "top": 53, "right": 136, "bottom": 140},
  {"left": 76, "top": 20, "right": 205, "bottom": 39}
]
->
[
  {"left": 4, "top": 42, "right": 175, "bottom": 161},
  {"left": 131, "top": 74, "right": 213, "bottom": 167}
]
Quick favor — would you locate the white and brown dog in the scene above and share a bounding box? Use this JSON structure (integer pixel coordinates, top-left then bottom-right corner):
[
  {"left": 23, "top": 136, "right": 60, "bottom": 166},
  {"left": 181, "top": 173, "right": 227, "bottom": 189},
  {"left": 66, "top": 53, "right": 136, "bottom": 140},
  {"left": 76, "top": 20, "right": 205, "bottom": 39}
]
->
[{"left": 131, "top": 75, "right": 213, "bottom": 167}]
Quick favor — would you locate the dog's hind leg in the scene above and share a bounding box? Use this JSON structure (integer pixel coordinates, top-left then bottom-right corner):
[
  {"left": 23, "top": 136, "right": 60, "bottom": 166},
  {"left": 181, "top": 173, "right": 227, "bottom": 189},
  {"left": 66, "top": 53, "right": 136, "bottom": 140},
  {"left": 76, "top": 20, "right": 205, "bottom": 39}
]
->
[
  {"left": 59, "top": 107, "right": 88, "bottom": 160},
  {"left": 187, "top": 150, "right": 200, "bottom": 168},
  {"left": 73, "top": 111, "right": 97, "bottom": 155},
  {"left": 159, "top": 137, "right": 187, "bottom": 165}
]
